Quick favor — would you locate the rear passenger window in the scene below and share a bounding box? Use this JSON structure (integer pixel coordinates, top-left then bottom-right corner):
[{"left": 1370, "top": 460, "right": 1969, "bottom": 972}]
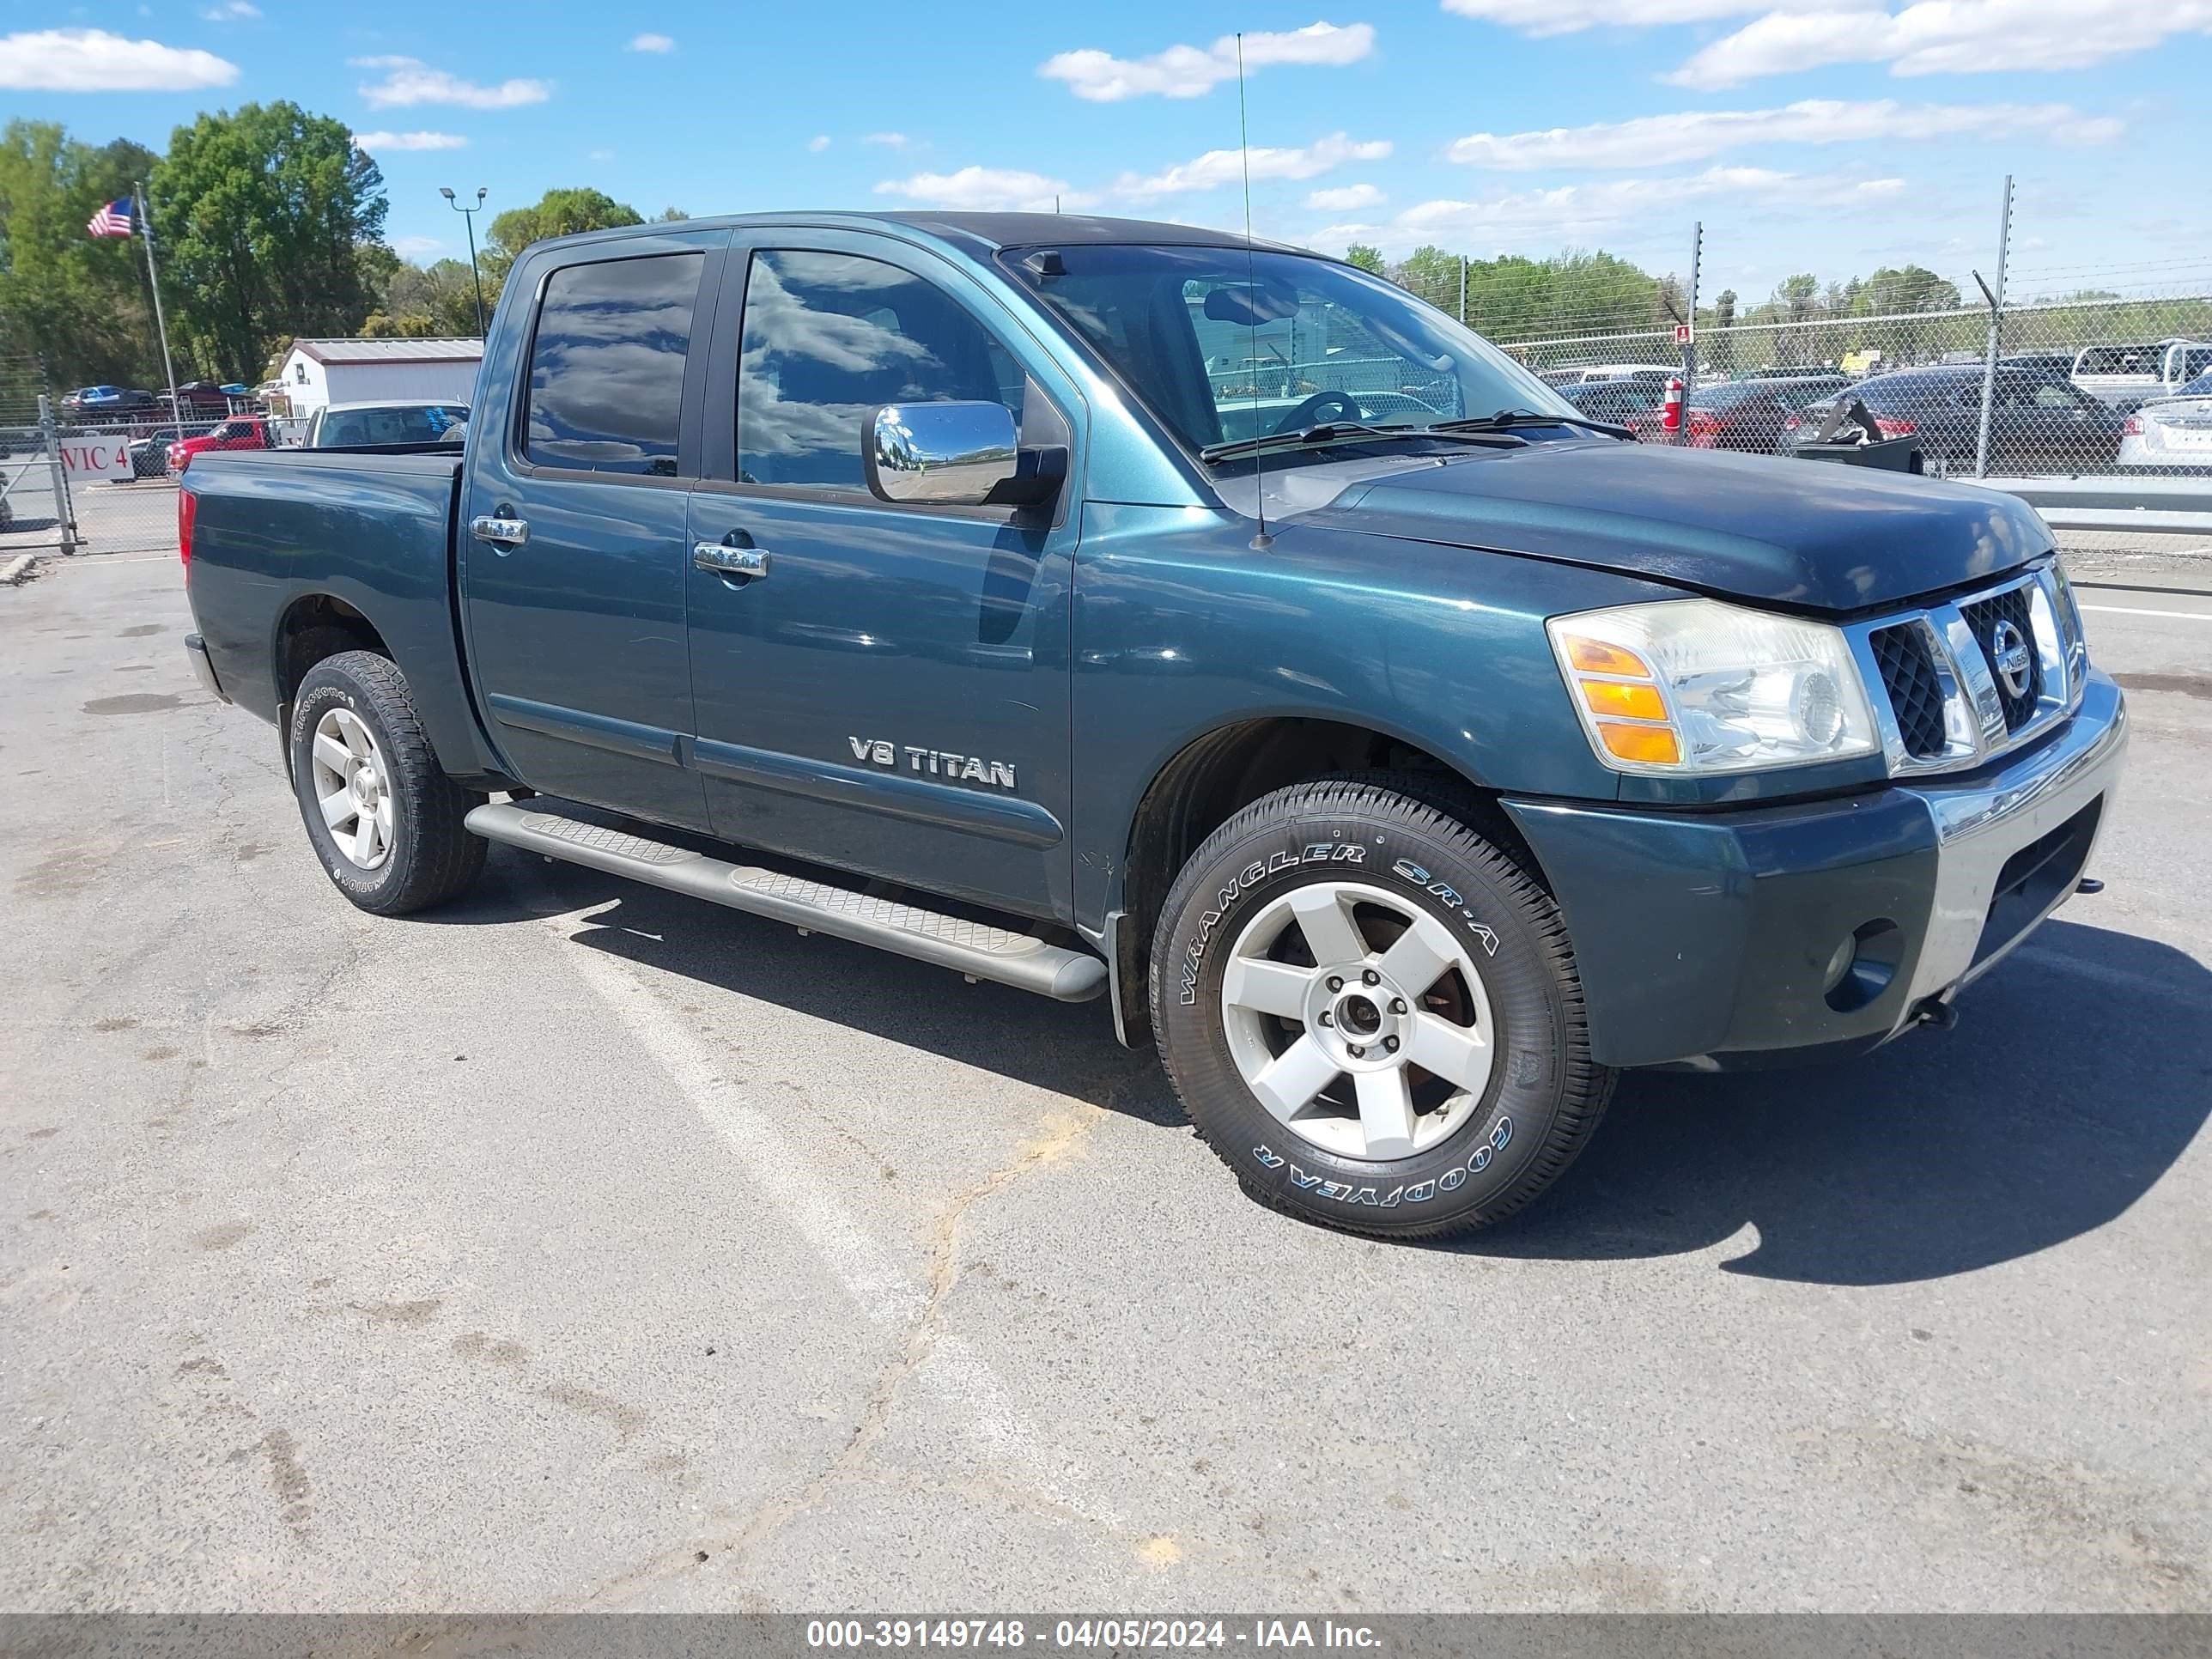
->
[
  {"left": 525, "top": 252, "right": 703, "bottom": 477},
  {"left": 737, "top": 249, "right": 1024, "bottom": 492}
]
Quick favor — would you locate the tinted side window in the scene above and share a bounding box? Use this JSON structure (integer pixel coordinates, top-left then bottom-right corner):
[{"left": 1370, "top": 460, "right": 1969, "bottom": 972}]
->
[
  {"left": 738, "top": 249, "right": 1022, "bottom": 492},
  {"left": 525, "top": 252, "right": 703, "bottom": 476}
]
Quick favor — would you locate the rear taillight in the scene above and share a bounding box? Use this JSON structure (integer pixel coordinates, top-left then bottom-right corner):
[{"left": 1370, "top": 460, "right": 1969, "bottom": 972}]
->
[
  {"left": 1874, "top": 417, "right": 1917, "bottom": 439},
  {"left": 177, "top": 483, "right": 198, "bottom": 573},
  {"left": 2123, "top": 414, "right": 2143, "bottom": 436},
  {"left": 1783, "top": 415, "right": 1802, "bottom": 431}
]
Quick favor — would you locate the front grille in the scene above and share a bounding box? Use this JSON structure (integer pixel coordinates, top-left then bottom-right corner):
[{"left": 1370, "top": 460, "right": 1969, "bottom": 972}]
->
[
  {"left": 1960, "top": 585, "right": 2042, "bottom": 731},
  {"left": 1869, "top": 624, "right": 1947, "bottom": 758}
]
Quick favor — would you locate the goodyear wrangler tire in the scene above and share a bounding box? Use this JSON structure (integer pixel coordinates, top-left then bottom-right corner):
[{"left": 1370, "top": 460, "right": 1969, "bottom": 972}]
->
[
  {"left": 289, "top": 651, "right": 486, "bottom": 916},
  {"left": 1150, "top": 775, "right": 1613, "bottom": 1239}
]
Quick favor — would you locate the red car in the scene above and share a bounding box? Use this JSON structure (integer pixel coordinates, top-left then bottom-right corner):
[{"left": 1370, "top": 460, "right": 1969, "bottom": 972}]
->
[
  {"left": 168, "top": 416, "right": 273, "bottom": 474},
  {"left": 1626, "top": 374, "right": 1850, "bottom": 452}
]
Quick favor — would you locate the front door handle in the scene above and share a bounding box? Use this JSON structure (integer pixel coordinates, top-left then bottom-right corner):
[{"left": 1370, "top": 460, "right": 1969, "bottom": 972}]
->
[
  {"left": 470, "top": 514, "right": 530, "bottom": 547},
  {"left": 693, "top": 542, "right": 770, "bottom": 578}
]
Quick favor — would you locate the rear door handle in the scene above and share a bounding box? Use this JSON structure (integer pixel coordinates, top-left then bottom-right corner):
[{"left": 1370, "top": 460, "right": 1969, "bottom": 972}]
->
[
  {"left": 694, "top": 542, "right": 769, "bottom": 578},
  {"left": 470, "top": 514, "right": 529, "bottom": 547}
]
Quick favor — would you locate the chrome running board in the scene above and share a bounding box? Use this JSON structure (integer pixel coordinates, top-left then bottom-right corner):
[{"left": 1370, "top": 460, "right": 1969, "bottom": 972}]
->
[{"left": 465, "top": 798, "right": 1106, "bottom": 1003}]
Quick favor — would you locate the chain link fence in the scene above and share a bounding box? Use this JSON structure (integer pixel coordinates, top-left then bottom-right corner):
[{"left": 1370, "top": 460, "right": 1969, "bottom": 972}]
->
[
  {"left": 1377, "top": 228, "right": 2212, "bottom": 491},
  {"left": 0, "top": 353, "right": 241, "bottom": 559}
]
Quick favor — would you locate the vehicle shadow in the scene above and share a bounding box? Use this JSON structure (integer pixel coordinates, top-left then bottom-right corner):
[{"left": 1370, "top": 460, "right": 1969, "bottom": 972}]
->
[
  {"left": 437, "top": 852, "right": 2207, "bottom": 1283},
  {"left": 431, "top": 844, "right": 1181, "bottom": 1125},
  {"left": 1457, "top": 919, "right": 2211, "bottom": 1285}
]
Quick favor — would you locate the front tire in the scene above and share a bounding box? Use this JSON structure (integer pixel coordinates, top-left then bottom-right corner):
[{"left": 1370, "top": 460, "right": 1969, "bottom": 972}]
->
[
  {"left": 289, "top": 651, "right": 486, "bottom": 915},
  {"left": 1150, "top": 776, "right": 1613, "bottom": 1239}
]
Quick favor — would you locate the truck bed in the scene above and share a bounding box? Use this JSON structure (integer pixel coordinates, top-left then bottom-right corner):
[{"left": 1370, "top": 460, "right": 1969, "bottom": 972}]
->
[{"left": 183, "top": 448, "right": 502, "bottom": 781}]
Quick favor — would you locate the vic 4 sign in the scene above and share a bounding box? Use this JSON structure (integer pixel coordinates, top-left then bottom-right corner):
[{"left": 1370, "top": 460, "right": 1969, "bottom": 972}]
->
[{"left": 58, "top": 436, "right": 132, "bottom": 483}]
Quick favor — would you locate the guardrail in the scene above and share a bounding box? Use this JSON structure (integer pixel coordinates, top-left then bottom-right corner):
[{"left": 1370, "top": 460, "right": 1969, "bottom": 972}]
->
[{"left": 1973, "top": 476, "right": 2212, "bottom": 538}]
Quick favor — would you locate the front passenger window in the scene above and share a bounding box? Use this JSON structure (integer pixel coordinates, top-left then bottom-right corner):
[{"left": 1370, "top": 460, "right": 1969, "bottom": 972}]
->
[{"left": 738, "top": 249, "right": 1024, "bottom": 492}]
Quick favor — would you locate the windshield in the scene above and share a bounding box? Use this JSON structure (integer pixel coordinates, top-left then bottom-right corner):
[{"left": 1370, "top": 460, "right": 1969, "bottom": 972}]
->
[{"left": 1005, "top": 243, "right": 1577, "bottom": 459}]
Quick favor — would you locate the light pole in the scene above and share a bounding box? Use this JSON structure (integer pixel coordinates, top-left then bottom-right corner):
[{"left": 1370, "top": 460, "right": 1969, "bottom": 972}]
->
[{"left": 440, "top": 185, "right": 489, "bottom": 336}]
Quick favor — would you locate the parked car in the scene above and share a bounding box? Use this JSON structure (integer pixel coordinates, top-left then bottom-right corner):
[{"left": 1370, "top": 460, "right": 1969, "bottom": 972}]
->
[
  {"left": 1537, "top": 363, "right": 1676, "bottom": 387},
  {"left": 125, "top": 426, "right": 189, "bottom": 478},
  {"left": 1627, "top": 374, "right": 1849, "bottom": 452},
  {"left": 60, "top": 386, "right": 155, "bottom": 420},
  {"left": 1784, "top": 366, "right": 2126, "bottom": 473},
  {"left": 168, "top": 416, "right": 274, "bottom": 474},
  {"left": 2118, "top": 368, "right": 2212, "bottom": 468},
  {"left": 301, "top": 402, "right": 471, "bottom": 447},
  {"left": 1557, "top": 379, "right": 1663, "bottom": 424},
  {"left": 2069, "top": 340, "right": 2212, "bottom": 409},
  {"left": 159, "top": 381, "right": 237, "bottom": 418},
  {"left": 177, "top": 211, "right": 2126, "bottom": 1240}
]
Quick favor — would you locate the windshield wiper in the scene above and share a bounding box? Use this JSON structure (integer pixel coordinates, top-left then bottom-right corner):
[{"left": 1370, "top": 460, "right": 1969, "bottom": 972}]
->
[
  {"left": 1199, "top": 421, "right": 1526, "bottom": 465},
  {"left": 1431, "top": 408, "right": 1634, "bottom": 441}
]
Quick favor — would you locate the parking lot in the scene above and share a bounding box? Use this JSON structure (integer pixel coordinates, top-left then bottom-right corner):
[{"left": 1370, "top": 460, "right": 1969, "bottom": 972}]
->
[{"left": 2, "top": 544, "right": 2208, "bottom": 1612}]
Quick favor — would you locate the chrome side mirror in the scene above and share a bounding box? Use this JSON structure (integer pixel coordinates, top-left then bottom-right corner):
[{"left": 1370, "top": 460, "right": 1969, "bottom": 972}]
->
[{"left": 864, "top": 402, "right": 1061, "bottom": 507}]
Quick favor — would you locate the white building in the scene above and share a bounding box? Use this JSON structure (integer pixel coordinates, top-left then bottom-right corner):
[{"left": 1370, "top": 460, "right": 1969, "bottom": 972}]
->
[{"left": 274, "top": 338, "right": 484, "bottom": 419}]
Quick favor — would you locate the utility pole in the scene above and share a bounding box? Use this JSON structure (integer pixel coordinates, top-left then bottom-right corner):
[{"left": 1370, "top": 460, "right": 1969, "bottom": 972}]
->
[
  {"left": 441, "top": 186, "right": 489, "bottom": 336},
  {"left": 1458, "top": 255, "right": 1468, "bottom": 326},
  {"left": 133, "top": 180, "right": 182, "bottom": 430}
]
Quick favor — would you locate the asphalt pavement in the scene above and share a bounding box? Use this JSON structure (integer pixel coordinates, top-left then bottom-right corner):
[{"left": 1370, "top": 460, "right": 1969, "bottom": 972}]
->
[{"left": 2, "top": 546, "right": 2208, "bottom": 1613}]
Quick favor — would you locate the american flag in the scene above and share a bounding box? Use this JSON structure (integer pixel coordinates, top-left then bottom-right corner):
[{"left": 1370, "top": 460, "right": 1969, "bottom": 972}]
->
[{"left": 87, "top": 198, "right": 134, "bottom": 238}]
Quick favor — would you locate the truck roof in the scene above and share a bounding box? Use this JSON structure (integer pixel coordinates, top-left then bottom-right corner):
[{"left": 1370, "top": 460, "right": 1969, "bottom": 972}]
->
[{"left": 525, "top": 210, "right": 1309, "bottom": 262}]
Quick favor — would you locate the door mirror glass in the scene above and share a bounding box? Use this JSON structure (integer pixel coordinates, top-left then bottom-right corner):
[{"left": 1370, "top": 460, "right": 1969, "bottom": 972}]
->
[{"left": 865, "top": 401, "right": 1019, "bottom": 506}]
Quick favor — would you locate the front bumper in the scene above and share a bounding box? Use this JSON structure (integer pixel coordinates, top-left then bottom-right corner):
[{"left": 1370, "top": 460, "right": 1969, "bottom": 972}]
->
[{"left": 1505, "top": 670, "right": 2128, "bottom": 1069}]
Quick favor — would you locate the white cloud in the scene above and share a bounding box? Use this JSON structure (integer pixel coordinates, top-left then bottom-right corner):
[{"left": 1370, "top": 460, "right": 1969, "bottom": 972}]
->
[
  {"left": 1040, "top": 21, "right": 1374, "bottom": 101},
  {"left": 873, "top": 167, "right": 1091, "bottom": 212},
  {"left": 1115, "top": 132, "right": 1391, "bottom": 198},
  {"left": 1668, "top": 2, "right": 2212, "bottom": 88},
  {"left": 1442, "top": 0, "right": 1765, "bottom": 33},
  {"left": 1342, "top": 164, "right": 1896, "bottom": 256},
  {"left": 392, "top": 235, "right": 442, "bottom": 258},
  {"left": 200, "top": 1, "right": 260, "bottom": 21},
  {"left": 0, "top": 28, "right": 237, "bottom": 90},
  {"left": 808, "top": 135, "right": 831, "bottom": 152},
  {"left": 353, "top": 56, "right": 551, "bottom": 109},
  {"left": 1307, "top": 182, "right": 1385, "bottom": 211},
  {"left": 587, "top": 149, "right": 614, "bottom": 161},
  {"left": 626, "top": 33, "right": 673, "bottom": 52},
  {"left": 862, "top": 131, "right": 909, "bottom": 148},
  {"left": 353, "top": 130, "right": 469, "bottom": 152},
  {"left": 1449, "top": 98, "right": 2121, "bottom": 169}
]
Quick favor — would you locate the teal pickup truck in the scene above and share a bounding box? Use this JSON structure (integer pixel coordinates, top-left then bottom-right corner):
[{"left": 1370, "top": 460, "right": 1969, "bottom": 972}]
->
[{"left": 178, "top": 212, "right": 2127, "bottom": 1238}]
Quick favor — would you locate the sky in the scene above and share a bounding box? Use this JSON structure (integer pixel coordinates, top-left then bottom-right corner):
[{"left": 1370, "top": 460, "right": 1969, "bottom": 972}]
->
[{"left": 3, "top": 1, "right": 2209, "bottom": 309}]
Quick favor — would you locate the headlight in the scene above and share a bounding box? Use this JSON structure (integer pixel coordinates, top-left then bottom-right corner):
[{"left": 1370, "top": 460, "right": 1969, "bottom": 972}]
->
[{"left": 1547, "top": 599, "right": 1879, "bottom": 775}]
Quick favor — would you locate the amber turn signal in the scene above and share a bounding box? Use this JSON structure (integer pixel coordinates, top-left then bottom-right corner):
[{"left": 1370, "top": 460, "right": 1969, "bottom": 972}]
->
[{"left": 1597, "top": 722, "right": 1682, "bottom": 764}]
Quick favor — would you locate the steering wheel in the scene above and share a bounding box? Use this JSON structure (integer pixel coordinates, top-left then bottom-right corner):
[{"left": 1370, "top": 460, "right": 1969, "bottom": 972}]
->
[{"left": 1271, "top": 389, "right": 1362, "bottom": 434}]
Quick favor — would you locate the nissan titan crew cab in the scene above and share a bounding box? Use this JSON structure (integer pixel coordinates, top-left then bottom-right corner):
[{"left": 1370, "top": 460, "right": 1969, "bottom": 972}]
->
[{"left": 177, "top": 213, "right": 2128, "bottom": 1238}]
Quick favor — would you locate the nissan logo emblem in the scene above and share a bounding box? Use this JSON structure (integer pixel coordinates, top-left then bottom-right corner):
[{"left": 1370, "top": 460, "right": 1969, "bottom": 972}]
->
[{"left": 1990, "top": 618, "right": 2034, "bottom": 700}]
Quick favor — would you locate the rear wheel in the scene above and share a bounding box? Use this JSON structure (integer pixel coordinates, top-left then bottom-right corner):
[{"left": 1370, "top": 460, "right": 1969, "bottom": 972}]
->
[
  {"left": 1150, "top": 775, "right": 1613, "bottom": 1239},
  {"left": 289, "top": 651, "right": 485, "bottom": 915}
]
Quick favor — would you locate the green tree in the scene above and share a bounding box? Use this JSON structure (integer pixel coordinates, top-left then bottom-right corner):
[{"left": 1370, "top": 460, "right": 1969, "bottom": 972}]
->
[
  {"left": 151, "top": 101, "right": 388, "bottom": 380},
  {"left": 0, "top": 121, "right": 162, "bottom": 389},
  {"left": 480, "top": 188, "right": 644, "bottom": 290},
  {"left": 368, "top": 257, "right": 484, "bottom": 337},
  {"left": 1343, "top": 242, "right": 1385, "bottom": 275},
  {"left": 1856, "top": 264, "right": 1962, "bottom": 317}
]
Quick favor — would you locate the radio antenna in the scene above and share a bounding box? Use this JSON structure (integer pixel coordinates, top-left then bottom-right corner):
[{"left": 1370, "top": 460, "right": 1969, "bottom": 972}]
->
[{"left": 1237, "top": 33, "right": 1273, "bottom": 551}]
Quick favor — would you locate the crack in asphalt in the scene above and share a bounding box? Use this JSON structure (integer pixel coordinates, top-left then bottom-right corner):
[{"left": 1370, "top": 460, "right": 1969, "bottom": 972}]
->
[{"left": 578, "top": 1102, "right": 1111, "bottom": 1608}]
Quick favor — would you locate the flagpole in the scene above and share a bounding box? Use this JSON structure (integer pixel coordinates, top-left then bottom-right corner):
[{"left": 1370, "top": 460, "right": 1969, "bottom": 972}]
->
[{"left": 133, "top": 180, "right": 183, "bottom": 430}]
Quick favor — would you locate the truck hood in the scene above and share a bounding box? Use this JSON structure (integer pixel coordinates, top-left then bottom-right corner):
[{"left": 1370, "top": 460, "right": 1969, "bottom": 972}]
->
[{"left": 1304, "top": 440, "right": 2052, "bottom": 614}]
